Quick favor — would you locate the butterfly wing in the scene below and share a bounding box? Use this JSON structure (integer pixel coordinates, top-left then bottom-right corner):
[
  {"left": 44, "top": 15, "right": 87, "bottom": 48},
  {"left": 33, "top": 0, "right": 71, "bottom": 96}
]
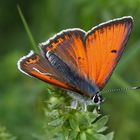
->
[
  {"left": 18, "top": 16, "right": 133, "bottom": 95},
  {"left": 17, "top": 51, "right": 80, "bottom": 93},
  {"left": 39, "top": 29, "right": 89, "bottom": 78},
  {"left": 85, "top": 17, "right": 133, "bottom": 89}
]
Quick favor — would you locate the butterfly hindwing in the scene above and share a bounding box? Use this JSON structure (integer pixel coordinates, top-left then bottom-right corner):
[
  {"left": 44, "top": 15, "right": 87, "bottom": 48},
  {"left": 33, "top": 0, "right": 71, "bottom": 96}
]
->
[
  {"left": 17, "top": 51, "right": 80, "bottom": 92},
  {"left": 46, "top": 50, "right": 98, "bottom": 96}
]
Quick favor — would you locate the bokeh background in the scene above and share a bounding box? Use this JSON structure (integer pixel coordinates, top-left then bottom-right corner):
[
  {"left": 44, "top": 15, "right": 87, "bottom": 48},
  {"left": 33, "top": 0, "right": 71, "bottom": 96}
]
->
[{"left": 1, "top": 0, "right": 140, "bottom": 139}]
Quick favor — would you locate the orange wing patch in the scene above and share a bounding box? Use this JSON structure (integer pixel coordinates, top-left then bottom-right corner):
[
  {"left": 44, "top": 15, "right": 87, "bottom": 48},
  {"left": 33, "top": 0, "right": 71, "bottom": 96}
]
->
[
  {"left": 25, "top": 55, "right": 40, "bottom": 65},
  {"left": 86, "top": 17, "right": 133, "bottom": 89},
  {"left": 30, "top": 70, "right": 72, "bottom": 90}
]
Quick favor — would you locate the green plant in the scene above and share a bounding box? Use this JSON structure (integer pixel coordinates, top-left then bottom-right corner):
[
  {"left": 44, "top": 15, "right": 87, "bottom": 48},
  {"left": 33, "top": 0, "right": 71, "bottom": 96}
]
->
[
  {"left": 42, "top": 91, "right": 114, "bottom": 140},
  {"left": 0, "top": 126, "right": 16, "bottom": 140}
]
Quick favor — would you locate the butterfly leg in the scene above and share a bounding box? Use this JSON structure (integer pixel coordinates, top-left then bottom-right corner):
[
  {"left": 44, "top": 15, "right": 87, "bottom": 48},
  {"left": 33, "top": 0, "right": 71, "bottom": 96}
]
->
[
  {"left": 71, "top": 100, "right": 78, "bottom": 109},
  {"left": 96, "top": 104, "right": 101, "bottom": 113},
  {"left": 81, "top": 102, "right": 87, "bottom": 112}
]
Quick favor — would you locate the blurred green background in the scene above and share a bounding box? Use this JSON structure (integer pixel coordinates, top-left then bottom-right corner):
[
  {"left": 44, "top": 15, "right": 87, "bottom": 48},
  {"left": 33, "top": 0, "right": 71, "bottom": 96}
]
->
[{"left": 1, "top": 0, "right": 140, "bottom": 139}]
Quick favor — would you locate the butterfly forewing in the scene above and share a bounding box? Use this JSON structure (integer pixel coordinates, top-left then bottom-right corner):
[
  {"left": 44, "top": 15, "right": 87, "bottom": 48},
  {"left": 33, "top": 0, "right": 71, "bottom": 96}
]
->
[
  {"left": 85, "top": 17, "right": 133, "bottom": 89},
  {"left": 39, "top": 29, "right": 89, "bottom": 78}
]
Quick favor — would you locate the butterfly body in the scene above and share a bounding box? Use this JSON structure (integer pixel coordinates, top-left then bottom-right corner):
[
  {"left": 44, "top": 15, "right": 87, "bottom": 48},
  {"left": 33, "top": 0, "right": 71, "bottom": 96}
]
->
[
  {"left": 47, "top": 50, "right": 100, "bottom": 97},
  {"left": 18, "top": 16, "right": 133, "bottom": 108}
]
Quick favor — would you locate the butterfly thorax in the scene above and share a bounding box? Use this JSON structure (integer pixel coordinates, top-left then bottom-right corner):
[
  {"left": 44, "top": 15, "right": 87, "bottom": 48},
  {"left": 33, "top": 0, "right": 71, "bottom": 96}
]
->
[{"left": 74, "top": 77, "right": 100, "bottom": 97}]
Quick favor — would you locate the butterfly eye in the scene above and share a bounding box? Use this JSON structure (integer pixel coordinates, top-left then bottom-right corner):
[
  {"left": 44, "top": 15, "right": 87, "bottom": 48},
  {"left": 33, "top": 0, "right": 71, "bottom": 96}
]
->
[
  {"left": 92, "top": 94, "right": 104, "bottom": 105},
  {"left": 93, "top": 94, "right": 99, "bottom": 103}
]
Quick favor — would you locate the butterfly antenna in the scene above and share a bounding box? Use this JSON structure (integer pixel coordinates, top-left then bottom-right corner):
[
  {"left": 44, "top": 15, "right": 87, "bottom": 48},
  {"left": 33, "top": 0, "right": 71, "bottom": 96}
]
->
[{"left": 100, "top": 86, "right": 140, "bottom": 94}]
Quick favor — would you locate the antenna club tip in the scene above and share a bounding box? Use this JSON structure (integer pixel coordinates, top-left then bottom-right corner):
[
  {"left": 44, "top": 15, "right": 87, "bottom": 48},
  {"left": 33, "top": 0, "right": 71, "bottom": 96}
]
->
[{"left": 132, "top": 86, "right": 140, "bottom": 90}]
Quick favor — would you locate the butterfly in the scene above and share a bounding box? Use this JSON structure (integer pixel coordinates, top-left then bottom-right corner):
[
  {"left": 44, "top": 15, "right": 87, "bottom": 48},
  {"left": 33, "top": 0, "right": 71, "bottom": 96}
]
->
[{"left": 17, "top": 16, "right": 133, "bottom": 111}]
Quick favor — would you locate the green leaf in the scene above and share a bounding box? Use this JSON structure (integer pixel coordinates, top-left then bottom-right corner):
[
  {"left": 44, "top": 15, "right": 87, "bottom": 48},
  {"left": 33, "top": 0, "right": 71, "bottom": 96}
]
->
[
  {"left": 69, "top": 118, "right": 79, "bottom": 130},
  {"left": 94, "top": 116, "right": 108, "bottom": 131},
  {"left": 106, "top": 132, "right": 114, "bottom": 140},
  {"left": 45, "top": 109, "right": 59, "bottom": 118},
  {"left": 79, "top": 132, "right": 86, "bottom": 140},
  {"left": 97, "top": 126, "right": 108, "bottom": 133},
  {"left": 94, "top": 134, "right": 108, "bottom": 140},
  {"left": 69, "top": 130, "right": 78, "bottom": 140},
  {"left": 86, "top": 133, "right": 98, "bottom": 140},
  {"left": 86, "top": 110, "right": 100, "bottom": 124},
  {"left": 62, "top": 129, "right": 70, "bottom": 140},
  {"left": 76, "top": 112, "right": 90, "bottom": 127},
  {"left": 48, "top": 118, "right": 64, "bottom": 127}
]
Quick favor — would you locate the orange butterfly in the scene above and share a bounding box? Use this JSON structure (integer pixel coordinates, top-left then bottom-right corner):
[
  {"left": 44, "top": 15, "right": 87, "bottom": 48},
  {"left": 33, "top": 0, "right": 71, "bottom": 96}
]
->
[{"left": 17, "top": 16, "right": 133, "bottom": 110}]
